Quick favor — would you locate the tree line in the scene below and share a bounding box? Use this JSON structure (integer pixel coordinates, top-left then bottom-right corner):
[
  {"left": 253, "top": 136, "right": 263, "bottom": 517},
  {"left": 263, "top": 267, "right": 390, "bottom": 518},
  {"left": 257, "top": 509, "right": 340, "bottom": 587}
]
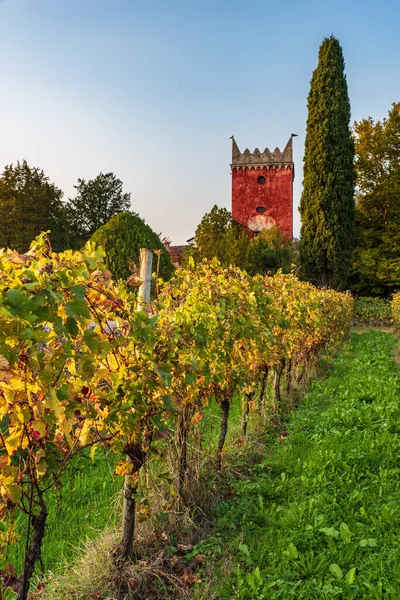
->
[{"left": 0, "top": 165, "right": 131, "bottom": 253}]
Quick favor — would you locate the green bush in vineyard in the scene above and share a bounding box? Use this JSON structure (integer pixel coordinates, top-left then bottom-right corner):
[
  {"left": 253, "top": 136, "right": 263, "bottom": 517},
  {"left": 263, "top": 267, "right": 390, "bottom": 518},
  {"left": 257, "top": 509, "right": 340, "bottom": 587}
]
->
[{"left": 89, "top": 211, "right": 174, "bottom": 281}]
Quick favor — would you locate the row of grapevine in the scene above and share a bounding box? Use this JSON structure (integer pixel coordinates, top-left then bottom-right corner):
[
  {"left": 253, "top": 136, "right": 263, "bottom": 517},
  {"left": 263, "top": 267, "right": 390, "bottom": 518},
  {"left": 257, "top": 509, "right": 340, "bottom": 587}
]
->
[{"left": 0, "top": 236, "right": 353, "bottom": 599}]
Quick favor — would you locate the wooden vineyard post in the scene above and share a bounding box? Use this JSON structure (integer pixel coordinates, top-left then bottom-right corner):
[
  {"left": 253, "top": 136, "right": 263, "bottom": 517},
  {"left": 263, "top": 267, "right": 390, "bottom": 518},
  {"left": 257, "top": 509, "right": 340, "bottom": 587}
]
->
[
  {"left": 136, "top": 248, "right": 153, "bottom": 313},
  {"left": 120, "top": 248, "right": 153, "bottom": 559}
]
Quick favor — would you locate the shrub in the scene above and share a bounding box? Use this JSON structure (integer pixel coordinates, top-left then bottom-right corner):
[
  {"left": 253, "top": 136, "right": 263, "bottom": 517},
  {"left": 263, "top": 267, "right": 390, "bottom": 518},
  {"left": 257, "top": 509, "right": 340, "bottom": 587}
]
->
[
  {"left": 391, "top": 293, "right": 400, "bottom": 329},
  {"left": 88, "top": 211, "right": 174, "bottom": 281},
  {"left": 353, "top": 297, "right": 392, "bottom": 325}
]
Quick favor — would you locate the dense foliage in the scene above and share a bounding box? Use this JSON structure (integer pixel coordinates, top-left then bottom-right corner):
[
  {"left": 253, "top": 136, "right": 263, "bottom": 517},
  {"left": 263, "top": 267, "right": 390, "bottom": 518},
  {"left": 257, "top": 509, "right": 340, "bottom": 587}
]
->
[
  {"left": 65, "top": 172, "right": 131, "bottom": 249},
  {"left": 182, "top": 205, "right": 249, "bottom": 270},
  {"left": 351, "top": 103, "right": 400, "bottom": 297},
  {"left": 352, "top": 297, "right": 392, "bottom": 325},
  {"left": 300, "top": 36, "right": 355, "bottom": 288},
  {"left": 0, "top": 162, "right": 66, "bottom": 253},
  {"left": 246, "top": 227, "right": 296, "bottom": 276},
  {"left": 89, "top": 211, "right": 174, "bottom": 281},
  {"left": 391, "top": 292, "right": 400, "bottom": 329},
  {"left": 0, "top": 235, "right": 352, "bottom": 599},
  {"left": 183, "top": 206, "right": 296, "bottom": 276},
  {"left": 205, "top": 332, "right": 400, "bottom": 599}
]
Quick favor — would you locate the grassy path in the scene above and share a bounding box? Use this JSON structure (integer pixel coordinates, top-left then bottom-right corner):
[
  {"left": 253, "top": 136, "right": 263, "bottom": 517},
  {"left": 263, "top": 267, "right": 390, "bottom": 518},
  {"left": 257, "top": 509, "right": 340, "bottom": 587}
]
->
[{"left": 202, "top": 331, "right": 400, "bottom": 599}]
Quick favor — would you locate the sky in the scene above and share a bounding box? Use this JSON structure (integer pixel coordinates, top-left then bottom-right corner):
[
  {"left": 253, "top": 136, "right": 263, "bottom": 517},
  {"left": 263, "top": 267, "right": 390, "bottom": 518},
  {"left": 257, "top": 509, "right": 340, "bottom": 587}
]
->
[{"left": 0, "top": 0, "right": 399, "bottom": 244}]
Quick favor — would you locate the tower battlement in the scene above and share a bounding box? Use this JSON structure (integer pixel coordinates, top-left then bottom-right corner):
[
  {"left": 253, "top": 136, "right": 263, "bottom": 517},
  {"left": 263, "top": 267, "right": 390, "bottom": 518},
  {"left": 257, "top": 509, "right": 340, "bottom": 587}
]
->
[{"left": 231, "top": 136, "right": 293, "bottom": 168}]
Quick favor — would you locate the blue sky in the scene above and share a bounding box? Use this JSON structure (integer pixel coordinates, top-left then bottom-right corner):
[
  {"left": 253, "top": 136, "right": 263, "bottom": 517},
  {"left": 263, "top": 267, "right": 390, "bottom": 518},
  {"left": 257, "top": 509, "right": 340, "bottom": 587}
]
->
[{"left": 0, "top": 0, "right": 399, "bottom": 244}]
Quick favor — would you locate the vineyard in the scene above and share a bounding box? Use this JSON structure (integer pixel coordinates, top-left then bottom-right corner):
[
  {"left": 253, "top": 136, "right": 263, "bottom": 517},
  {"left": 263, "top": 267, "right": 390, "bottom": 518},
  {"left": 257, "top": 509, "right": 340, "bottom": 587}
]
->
[{"left": 0, "top": 236, "right": 398, "bottom": 599}]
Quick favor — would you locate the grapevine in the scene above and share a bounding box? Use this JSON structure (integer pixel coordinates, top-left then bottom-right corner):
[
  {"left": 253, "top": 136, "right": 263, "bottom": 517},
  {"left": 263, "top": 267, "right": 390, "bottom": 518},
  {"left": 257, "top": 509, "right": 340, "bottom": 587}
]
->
[{"left": 0, "top": 236, "right": 353, "bottom": 599}]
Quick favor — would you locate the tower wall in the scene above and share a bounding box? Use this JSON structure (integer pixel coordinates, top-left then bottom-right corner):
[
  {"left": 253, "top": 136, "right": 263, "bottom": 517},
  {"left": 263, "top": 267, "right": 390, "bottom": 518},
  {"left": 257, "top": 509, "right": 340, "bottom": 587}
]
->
[
  {"left": 231, "top": 137, "right": 294, "bottom": 239},
  {"left": 232, "top": 166, "right": 293, "bottom": 238}
]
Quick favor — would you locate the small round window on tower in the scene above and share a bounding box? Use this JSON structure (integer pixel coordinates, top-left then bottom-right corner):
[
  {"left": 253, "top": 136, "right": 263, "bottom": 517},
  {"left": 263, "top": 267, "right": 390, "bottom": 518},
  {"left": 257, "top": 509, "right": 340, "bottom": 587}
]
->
[
  {"left": 257, "top": 176, "right": 266, "bottom": 184},
  {"left": 256, "top": 206, "right": 267, "bottom": 214}
]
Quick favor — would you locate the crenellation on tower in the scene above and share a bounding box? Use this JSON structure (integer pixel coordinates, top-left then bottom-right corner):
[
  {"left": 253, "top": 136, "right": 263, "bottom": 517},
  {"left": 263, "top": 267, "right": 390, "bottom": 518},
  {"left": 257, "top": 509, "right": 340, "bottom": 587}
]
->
[{"left": 231, "top": 136, "right": 294, "bottom": 170}]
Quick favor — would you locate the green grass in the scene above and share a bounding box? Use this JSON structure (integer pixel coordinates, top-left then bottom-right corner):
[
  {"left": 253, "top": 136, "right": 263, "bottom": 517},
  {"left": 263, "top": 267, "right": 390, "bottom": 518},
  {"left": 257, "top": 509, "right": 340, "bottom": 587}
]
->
[
  {"left": 42, "top": 449, "right": 120, "bottom": 571},
  {"left": 192, "top": 331, "right": 400, "bottom": 599},
  {"left": 4, "top": 449, "right": 120, "bottom": 578}
]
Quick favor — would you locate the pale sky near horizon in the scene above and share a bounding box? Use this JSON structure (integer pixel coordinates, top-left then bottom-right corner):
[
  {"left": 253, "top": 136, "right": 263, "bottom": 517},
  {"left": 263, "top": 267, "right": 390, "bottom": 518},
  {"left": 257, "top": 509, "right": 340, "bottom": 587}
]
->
[{"left": 0, "top": 0, "right": 399, "bottom": 244}]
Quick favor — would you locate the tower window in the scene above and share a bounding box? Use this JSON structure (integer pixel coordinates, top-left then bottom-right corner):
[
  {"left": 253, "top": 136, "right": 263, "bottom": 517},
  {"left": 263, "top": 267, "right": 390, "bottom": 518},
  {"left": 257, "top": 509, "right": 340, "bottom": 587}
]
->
[
  {"left": 257, "top": 176, "right": 266, "bottom": 184},
  {"left": 256, "top": 206, "right": 267, "bottom": 213}
]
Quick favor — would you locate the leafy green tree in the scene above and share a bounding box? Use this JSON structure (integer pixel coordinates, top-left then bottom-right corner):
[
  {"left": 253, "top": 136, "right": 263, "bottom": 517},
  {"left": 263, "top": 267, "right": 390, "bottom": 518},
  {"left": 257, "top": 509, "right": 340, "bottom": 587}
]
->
[
  {"left": 247, "top": 226, "right": 297, "bottom": 276},
  {"left": 89, "top": 211, "right": 174, "bottom": 281},
  {"left": 183, "top": 206, "right": 296, "bottom": 275},
  {"left": 350, "top": 102, "right": 400, "bottom": 296},
  {"left": 299, "top": 36, "right": 355, "bottom": 288},
  {"left": 0, "top": 161, "right": 66, "bottom": 252},
  {"left": 182, "top": 205, "right": 249, "bottom": 269},
  {"left": 66, "top": 172, "right": 131, "bottom": 248}
]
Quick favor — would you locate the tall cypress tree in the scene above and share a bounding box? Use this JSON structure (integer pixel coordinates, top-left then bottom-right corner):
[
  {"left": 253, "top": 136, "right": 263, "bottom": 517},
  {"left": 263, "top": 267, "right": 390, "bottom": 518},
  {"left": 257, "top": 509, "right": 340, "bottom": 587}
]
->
[{"left": 299, "top": 36, "right": 355, "bottom": 288}]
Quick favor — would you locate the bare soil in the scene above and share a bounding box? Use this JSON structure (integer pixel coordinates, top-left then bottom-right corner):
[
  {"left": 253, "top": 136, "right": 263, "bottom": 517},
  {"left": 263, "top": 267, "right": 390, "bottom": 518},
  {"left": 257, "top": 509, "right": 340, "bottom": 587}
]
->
[{"left": 352, "top": 325, "right": 396, "bottom": 334}]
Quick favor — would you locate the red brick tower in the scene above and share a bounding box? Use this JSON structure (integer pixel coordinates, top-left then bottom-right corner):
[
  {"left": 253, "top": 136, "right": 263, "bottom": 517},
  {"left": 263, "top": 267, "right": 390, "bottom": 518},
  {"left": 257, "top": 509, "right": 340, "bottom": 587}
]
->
[{"left": 231, "top": 136, "right": 294, "bottom": 238}]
